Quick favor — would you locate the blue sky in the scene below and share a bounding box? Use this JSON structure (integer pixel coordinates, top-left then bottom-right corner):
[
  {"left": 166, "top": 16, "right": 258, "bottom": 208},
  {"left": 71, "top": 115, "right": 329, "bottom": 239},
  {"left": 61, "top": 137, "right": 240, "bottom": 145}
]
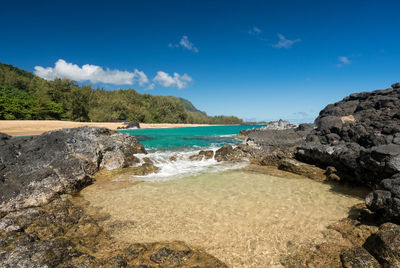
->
[{"left": 1, "top": 0, "right": 399, "bottom": 122}]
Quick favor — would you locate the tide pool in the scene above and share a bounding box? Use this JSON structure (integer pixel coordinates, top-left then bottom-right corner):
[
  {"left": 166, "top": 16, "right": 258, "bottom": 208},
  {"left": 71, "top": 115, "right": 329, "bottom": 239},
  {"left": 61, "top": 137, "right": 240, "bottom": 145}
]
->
[{"left": 118, "top": 124, "right": 265, "bottom": 151}]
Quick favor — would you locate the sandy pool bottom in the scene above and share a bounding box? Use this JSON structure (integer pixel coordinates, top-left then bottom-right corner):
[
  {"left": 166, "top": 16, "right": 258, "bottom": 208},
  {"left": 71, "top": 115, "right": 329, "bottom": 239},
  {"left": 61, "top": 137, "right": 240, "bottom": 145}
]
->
[{"left": 80, "top": 169, "right": 364, "bottom": 267}]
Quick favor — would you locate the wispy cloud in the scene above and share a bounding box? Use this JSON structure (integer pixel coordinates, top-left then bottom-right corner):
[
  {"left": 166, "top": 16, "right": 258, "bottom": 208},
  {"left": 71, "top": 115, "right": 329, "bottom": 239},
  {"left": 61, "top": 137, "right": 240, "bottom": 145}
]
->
[
  {"left": 133, "top": 69, "right": 149, "bottom": 86},
  {"left": 153, "top": 71, "right": 192, "bottom": 89},
  {"left": 248, "top": 26, "right": 262, "bottom": 35},
  {"left": 339, "top": 56, "right": 351, "bottom": 64},
  {"left": 293, "top": 111, "right": 309, "bottom": 118},
  {"left": 337, "top": 56, "right": 351, "bottom": 68},
  {"left": 272, "top": 34, "right": 301, "bottom": 48},
  {"left": 146, "top": 83, "right": 155, "bottom": 90},
  {"left": 169, "top": 36, "right": 199, "bottom": 53}
]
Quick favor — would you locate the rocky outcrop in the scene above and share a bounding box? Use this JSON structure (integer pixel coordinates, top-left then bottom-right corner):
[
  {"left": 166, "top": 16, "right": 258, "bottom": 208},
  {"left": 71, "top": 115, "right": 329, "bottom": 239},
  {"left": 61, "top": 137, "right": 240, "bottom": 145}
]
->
[
  {"left": 215, "top": 145, "right": 246, "bottom": 162},
  {"left": 296, "top": 83, "right": 400, "bottom": 186},
  {"left": 278, "top": 158, "right": 327, "bottom": 181},
  {"left": 364, "top": 222, "right": 400, "bottom": 267},
  {"left": 261, "top": 119, "right": 298, "bottom": 130},
  {"left": 117, "top": 121, "right": 140, "bottom": 129},
  {"left": 236, "top": 83, "right": 400, "bottom": 266},
  {"left": 365, "top": 174, "right": 400, "bottom": 223},
  {"left": 293, "top": 83, "right": 400, "bottom": 225},
  {"left": 0, "top": 127, "right": 227, "bottom": 267},
  {"left": 239, "top": 123, "right": 312, "bottom": 157},
  {"left": 340, "top": 247, "right": 381, "bottom": 268},
  {"left": 189, "top": 150, "right": 214, "bottom": 161},
  {"left": 0, "top": 127, "right": 146, "bottom": 214}
]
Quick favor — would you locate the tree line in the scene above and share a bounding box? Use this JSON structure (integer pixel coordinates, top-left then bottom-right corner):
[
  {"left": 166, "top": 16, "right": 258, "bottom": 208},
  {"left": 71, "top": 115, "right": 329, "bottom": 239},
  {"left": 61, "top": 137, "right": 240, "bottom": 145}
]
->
[{"left": 0, "top": 62, "right": 242, "bottom": 124}]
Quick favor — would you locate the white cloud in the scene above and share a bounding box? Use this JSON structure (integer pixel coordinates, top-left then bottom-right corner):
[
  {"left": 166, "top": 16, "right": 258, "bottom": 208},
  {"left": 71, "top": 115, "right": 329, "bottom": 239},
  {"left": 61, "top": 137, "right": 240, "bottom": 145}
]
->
[
  {"left": 336, "top": 56, "right": 351, "bottom": 68},
  {"left": 248, "top": 26, "right": 262, "bottom": 35},
  {"left": 273, "top": 33, "right": 301, "bottom": 48},
  {"left": 133, "top": 69, "right": 149, "bottom": 86},
  {"left": 146, "top": 83, "right": 155, "bottom": 90},
  {"left": 34, "top": 59, "right": 149, "bottom": 85},
  {"left": 338, "top": 56, "right": 351, "bottom": 64},
  {"left": 170, "top": 36, "right": 199, "bottom": 53},
  {"left": 153, "top": 71, "right": 192, "bottom": 89},
  {"left": 34, "top": 59, "right": 193, "bottom": 89}
]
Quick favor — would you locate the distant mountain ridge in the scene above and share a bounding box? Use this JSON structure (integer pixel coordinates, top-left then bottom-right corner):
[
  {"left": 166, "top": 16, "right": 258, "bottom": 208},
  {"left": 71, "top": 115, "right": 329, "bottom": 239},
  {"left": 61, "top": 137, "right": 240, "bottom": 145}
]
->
[
  {"left": 0, "top": 62, "right": 242, "bottom": 124},
  {"left": 168, "top": 96, "right": 208, "bottom": 117}
]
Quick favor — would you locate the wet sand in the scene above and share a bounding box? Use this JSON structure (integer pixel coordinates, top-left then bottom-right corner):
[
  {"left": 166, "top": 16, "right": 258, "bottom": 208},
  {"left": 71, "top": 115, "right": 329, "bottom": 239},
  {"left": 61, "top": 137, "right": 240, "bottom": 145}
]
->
[{"left": 0, "top": 120, "right": 214, "bottom": 136}]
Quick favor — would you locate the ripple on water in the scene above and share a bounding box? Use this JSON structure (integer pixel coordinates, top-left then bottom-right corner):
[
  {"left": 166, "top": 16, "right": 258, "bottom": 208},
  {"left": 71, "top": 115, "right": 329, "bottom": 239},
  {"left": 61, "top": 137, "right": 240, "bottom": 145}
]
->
[{"left": 80, "top": 169, "right": 363, "bottom": 267}]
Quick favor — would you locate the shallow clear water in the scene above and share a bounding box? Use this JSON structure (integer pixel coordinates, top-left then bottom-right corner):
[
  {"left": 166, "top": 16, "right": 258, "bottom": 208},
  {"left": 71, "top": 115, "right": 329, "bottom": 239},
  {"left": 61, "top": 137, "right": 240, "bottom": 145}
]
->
[
  {"left": 118, "top": 124, "right": 264, "bottom": 150},
  {"left": 81, "top": 169, "right": 363, "bottom": 267}
]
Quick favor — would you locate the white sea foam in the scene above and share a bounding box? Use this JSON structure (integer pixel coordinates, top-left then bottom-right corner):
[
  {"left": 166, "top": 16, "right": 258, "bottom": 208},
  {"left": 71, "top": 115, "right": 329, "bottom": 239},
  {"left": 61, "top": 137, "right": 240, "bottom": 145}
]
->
[{"left": 118, "top": 146, "right": 248, "bottom": 182}]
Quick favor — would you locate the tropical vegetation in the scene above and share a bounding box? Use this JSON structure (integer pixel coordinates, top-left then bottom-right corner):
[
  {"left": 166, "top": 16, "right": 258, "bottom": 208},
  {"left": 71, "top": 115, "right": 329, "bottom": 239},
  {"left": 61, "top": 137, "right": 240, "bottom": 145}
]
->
[{"left": 0, "top": 62, "right": 242, "bottom": 124}]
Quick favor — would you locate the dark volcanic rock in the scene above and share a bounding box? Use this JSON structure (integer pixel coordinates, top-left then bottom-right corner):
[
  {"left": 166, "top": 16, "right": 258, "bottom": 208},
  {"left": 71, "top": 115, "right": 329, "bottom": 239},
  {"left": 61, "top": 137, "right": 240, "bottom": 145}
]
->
[
  {"left": 237, "top": 124, "right": 313, "bottom": 168},
  {"left": 215, "top": 145, "right": 246, "bottom": 162},
  {"left": 0, "top": 127, "right": 227, "bottom": 267},
  {"left": 365, "top": 174, "right": 400, "bottom": 223},
  {"left": 0, "top": 127, "right": 146, "bottom": 214},
  {"left": 118, "top": 121, "right": 140, "bottom": 129},
  {"left": 364, "top": 222, "right": 400, "bottom": 267},
  {"left": 189, "top": 150, "right": 214, "bottom": 161},
  {"left": 296, "top": 84, "right": 400, "bottom": 186},
  {"left": 340, "top": 246, "right": 381, "bottom": 268},
  {"left": 278, "top": 158, "right": 327, "bottom": 181}
]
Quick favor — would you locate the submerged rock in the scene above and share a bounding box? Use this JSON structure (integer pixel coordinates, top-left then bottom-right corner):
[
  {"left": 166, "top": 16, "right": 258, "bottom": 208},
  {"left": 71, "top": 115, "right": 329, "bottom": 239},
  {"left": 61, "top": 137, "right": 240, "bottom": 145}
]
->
[
  {"left": 189, "top": 150, "right": 214, "bottom": 161},
  {"left": 278, "top": 158, "right": 327, "bottom": 181},
  {"left": 364, "top": 222, "right": 400, "bottom": 267},
  {"left": 0, "top": 196, "right": 227, "bottom": 268},
  {"left": 215, "top": 145, "right": 246, "bottom": 162},
  {"left": 340, "top": 246, "right": 381, "bottom": 268},
  {"left": 129, "top": 162, "right": 160, "bottom": 176},
  {"left": 0, "top": 127, "right": 146, "bottom": 214}
]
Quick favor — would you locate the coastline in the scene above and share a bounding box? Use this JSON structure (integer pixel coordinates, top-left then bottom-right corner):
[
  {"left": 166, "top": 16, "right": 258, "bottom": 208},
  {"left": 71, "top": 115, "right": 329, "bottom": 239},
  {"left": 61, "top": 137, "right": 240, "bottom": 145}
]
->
[
  {"left": 0, "top": 120, "right": 216, "bottom": 136},
  {"left": 1, "top": 83, "right": 400, "bottom": 266}
]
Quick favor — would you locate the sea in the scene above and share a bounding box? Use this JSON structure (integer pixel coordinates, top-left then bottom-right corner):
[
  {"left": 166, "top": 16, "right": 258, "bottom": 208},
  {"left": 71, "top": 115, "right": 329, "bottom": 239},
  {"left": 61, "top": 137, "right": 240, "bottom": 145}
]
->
[{"left": 117, "top": 124, "right": 265, "bottom": 181}]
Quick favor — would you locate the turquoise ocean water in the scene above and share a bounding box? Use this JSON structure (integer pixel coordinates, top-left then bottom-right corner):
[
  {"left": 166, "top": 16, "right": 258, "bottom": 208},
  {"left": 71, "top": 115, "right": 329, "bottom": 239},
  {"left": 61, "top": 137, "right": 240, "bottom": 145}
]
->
[
  {"left": 118, "top": 124, "right": 265, "bottom": 151},
  {"left": 117, "top": 124, "right": 265, "bottom": 180}
]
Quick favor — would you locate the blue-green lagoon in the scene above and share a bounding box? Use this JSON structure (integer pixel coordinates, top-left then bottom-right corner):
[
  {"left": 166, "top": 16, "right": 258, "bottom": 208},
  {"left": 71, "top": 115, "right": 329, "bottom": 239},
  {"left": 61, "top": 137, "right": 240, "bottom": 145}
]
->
[
  {"left": 118, "top": 124, "right": 264, "bottom": 150},
  {"left": 115, "top": 125, "right": 265, "bottom": 181}
]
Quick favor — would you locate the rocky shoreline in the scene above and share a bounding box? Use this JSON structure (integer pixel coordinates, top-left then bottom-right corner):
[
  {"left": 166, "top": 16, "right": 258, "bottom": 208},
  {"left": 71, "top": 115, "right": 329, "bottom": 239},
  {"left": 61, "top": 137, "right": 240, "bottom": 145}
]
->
[
  {"left": 229, "top": 83, "right": 400, "bottom": 267},
  {"left": 1, "top": 83, "right": 400, "bottom": 267},
  {"left": 0, "top": 127, "right": 226, "bottom": 267}
]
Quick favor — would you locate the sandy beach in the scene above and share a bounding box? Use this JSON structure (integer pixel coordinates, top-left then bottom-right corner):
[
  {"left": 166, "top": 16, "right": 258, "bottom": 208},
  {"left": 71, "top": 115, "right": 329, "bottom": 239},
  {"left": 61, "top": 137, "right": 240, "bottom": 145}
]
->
[{"left": 0, "top": 120, "right": 213, "bottom": 136}]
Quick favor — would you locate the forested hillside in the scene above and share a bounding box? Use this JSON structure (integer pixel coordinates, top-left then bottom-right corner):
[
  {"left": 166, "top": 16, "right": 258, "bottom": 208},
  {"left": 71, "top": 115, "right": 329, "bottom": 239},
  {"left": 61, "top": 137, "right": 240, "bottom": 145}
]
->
[{"left": 0, "top": 62, "right": 242, "bottom": 124}]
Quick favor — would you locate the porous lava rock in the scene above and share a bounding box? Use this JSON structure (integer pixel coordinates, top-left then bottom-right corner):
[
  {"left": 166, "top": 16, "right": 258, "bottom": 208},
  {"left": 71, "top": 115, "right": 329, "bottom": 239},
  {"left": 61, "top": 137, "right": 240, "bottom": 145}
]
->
[{"left": 0, "top": 127, "right": 146, "bottom": 214}]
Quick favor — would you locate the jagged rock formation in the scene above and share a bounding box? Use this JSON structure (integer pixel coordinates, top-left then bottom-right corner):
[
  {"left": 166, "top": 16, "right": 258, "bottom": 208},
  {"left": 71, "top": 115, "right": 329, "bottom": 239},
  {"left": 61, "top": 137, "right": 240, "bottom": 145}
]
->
[
  {"left": 293, "top": 83, "right": 400, "bottom": 224},
  {"left": 296, "top": 83, "right": 400, "bottom": 186},
  {"left": 189, "top": 150, "right": 214, "bottom": 161},
  {"left": 215, "top": 145, "right": 246, "bottom": 162},
  {"left": 234, "top": 83, "right": 400, "bottom": 266},
  {"left": 236, "top": 123, "right": 321, "bottom": 180},
  {"left": 0, "top": 127, "right": 146, "bottom": 214},
  {"left": 117, "top": 121, "right": 141, "bottom": 129}
]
